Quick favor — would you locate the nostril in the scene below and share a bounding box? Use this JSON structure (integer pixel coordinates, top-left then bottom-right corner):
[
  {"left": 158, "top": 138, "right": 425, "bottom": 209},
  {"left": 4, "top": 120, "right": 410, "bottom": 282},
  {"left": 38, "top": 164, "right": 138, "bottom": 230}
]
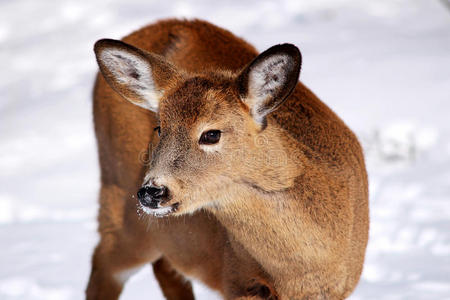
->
[
  {"left": 140, "top": 195, "right": 155, "bottom": 208},
  {"left": 137, "top": 187, "right": 147, "bottom": 199},
  {"left": 148, "top": 186, "right": 167, "bottom": 199},
  {"left": 137, "top": 185, "right": 168, "bottom": 202}
]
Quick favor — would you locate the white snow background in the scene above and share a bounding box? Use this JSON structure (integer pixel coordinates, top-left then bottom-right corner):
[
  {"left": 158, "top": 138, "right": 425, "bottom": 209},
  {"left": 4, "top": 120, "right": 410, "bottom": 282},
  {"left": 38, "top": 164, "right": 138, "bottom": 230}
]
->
[{"left": 1, "top": 0, "right": 449, "bottom": 299}]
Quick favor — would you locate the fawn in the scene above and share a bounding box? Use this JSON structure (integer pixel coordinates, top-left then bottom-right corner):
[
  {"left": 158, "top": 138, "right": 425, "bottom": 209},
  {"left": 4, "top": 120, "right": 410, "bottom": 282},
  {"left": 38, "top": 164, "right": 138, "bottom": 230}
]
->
[{"left": 87, "top": 19, "right": 369, "bottom": 300}]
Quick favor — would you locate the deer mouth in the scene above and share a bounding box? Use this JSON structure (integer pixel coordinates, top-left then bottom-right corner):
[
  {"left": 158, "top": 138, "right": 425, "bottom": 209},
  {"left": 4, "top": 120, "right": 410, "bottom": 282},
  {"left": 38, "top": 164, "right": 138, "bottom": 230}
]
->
[{"left": 139, "top": 202, "right": 179, "bottom": 218}]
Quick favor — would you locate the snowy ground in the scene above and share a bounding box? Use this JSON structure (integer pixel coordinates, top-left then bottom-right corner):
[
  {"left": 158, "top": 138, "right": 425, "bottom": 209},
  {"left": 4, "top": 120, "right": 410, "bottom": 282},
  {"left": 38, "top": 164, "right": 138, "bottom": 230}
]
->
[{"left": 1, "top": 0, "right": 449, "bottom": 299}]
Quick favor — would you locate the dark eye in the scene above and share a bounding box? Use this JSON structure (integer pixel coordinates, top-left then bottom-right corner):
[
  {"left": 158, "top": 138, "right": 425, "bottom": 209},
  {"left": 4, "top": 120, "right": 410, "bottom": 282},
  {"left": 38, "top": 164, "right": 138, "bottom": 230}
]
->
[
  {"left": 199, "top": 130, "right": 221, "bottom": 145},
  {"left": 153, "top": 126, "right": 161, "bottom": 136}
]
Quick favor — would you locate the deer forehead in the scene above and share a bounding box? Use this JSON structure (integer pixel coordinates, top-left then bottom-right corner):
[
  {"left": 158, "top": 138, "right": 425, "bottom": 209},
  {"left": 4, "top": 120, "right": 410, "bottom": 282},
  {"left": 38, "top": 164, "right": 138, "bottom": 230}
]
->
[{"left": 159, "top": 77, "right": 238, "bottom": 128}]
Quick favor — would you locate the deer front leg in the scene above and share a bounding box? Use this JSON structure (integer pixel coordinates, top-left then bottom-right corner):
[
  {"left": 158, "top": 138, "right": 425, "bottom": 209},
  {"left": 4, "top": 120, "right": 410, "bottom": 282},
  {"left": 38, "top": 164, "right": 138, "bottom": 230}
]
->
[
  {"left": 152, "top": 257, "right": 195, "bottom": 300},
  {"left": 86, "top": 240, "right": 130, "bottom": 300},
  {"left": 86, "top": 184, "right": 160, "bottom": 300},
  {"left": 86, "top": 227, "right": 161, "bottom": 300}
]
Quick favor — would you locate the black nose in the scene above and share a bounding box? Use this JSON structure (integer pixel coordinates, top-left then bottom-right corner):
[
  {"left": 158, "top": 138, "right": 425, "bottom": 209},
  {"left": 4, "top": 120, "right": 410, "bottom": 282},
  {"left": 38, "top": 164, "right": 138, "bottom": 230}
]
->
[{"left": 137, "top": 185, "right": 168, "bottom": 208}]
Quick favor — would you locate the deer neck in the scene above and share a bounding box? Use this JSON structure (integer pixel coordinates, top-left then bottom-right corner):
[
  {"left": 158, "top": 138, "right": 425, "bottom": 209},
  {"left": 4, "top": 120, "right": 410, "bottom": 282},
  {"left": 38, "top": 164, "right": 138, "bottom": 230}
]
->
[{"left": 207, "top": 126, "right": 320, "bottom": 276}]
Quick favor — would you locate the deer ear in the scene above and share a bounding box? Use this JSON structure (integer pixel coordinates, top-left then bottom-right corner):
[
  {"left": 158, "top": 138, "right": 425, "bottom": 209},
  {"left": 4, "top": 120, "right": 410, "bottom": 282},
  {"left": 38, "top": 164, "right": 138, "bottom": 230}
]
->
[
  {"left": 94, "top": 39, "right": 182, "bottom": 112},
  {"left": 237, "top": 44, "right": 301, "bottom": 125}
]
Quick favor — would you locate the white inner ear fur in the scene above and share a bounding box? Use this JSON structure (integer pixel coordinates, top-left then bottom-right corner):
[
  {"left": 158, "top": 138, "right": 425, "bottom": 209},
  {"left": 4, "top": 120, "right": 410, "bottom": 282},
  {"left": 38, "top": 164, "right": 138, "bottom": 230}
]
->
[
  {"left": 100, "top": 48, "right": 162, "bottom": 111},
  {"left": 247, "top": 54, "right": 290, "bottom": 123}
]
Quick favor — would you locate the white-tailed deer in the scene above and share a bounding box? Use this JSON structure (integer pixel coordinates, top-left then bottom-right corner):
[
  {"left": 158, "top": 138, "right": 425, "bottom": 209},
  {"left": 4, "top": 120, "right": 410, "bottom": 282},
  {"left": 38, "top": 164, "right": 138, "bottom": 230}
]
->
[{"left": 87, "top": 19, "right": 369, "bottom": 300}]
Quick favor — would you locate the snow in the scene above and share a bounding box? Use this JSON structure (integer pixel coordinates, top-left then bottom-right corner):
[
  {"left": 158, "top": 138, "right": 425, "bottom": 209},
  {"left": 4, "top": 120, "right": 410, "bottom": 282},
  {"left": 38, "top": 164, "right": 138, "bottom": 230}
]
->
[{"left": 1, "top": 0, "right": 449, "bottom": 299}]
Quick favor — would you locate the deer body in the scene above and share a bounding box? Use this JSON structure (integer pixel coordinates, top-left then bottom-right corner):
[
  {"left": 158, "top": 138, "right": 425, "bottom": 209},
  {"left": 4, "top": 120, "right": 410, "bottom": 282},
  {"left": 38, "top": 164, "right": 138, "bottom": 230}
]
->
[{"left": 87, "top": 19, "right": 369, "bottom": 300}]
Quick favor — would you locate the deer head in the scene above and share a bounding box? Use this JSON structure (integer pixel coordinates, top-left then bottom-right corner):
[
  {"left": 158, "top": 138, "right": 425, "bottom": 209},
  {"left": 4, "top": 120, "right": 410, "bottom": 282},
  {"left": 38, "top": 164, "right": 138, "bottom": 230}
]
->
[{"left": 94, "top": 39, "right": 301, "bottom": 217}]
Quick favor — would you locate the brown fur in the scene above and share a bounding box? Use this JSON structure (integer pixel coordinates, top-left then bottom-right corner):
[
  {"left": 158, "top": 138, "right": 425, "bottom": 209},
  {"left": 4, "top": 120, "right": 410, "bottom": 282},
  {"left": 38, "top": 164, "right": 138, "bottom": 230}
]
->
[{"left": 87, "top": 19, "right": 369, "bottom": 300}]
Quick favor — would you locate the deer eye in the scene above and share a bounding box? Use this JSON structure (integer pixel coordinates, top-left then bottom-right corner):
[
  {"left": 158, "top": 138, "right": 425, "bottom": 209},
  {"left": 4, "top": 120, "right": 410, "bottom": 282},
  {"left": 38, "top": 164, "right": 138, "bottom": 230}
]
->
[
  {"left": 153, "top": 126, "right": 161, "bottom": 136},
  {"left": 199, "top": 130, "right": 221, "bottom": 145}
]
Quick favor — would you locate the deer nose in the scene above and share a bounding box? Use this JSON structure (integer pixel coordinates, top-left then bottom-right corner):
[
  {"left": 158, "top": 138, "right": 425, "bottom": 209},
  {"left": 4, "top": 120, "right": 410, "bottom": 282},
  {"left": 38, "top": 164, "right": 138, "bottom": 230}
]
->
[{"left": 137, "top": 185, "right": 168, "bottom": 208}]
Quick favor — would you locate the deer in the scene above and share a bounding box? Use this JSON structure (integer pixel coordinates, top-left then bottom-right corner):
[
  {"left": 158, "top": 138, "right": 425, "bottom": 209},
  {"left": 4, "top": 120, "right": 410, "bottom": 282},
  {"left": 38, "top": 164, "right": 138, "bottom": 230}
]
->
[{"left": 87, "top": 19, "right": 369, "bottom": 300}]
